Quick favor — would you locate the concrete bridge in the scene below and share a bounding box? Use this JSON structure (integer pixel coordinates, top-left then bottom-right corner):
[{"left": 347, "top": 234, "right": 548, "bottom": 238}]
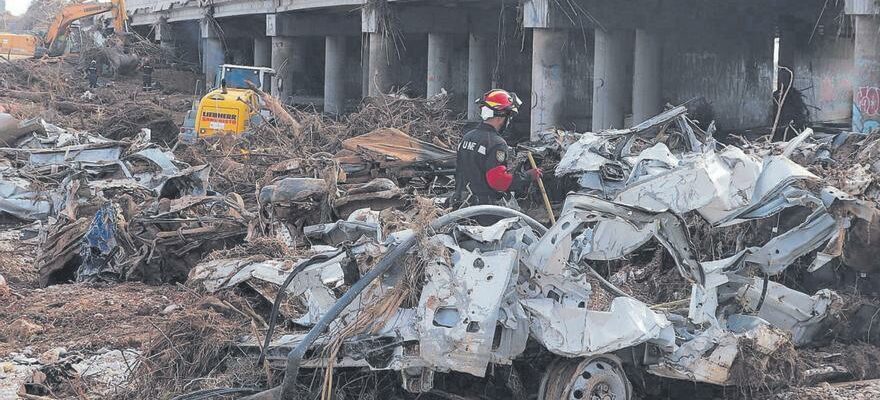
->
[{"left": 124, "top": 0, "right": 880, "bottom": 137}]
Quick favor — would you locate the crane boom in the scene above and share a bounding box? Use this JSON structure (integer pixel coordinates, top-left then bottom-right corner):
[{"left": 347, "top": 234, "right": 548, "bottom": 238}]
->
[{"left": 44, "top": 0, "right": 128, "bottom": 55}]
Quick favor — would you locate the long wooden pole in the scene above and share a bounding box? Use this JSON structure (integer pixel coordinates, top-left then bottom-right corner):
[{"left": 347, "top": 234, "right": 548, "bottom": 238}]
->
[{"left": 527, "top": 151, "right": 555, "bottom": 225}]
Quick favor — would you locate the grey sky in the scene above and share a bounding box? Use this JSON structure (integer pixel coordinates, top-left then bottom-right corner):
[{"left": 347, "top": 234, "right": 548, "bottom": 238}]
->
[{"left": 8, "top": 0, "right": 35, "bottom": 16}]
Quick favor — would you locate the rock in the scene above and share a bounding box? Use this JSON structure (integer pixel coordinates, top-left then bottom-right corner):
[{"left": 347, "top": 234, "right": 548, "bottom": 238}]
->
[
  {"left": 39, "top": 347, "right": 67, "bottom": 364},
  {"left": 11, "top": 354, "right": 38, "bottom": 365},
  {"left": 0, "top": 362, "right": 13, "bottom": 372},
  {"left": 0, "top": 273, "right": 8, "bottom": 296},
  {"left": 72, "top": 349, "right": 139, "bottom": 392},
  {"left": 160, "top": 304, "right": 180, "bottom": 315},
  {"left": 29, "top": 370, "right": 46, "bottom": 385},
  {"left": 8, "top": 319, "right": 43, "bottom": 340}
]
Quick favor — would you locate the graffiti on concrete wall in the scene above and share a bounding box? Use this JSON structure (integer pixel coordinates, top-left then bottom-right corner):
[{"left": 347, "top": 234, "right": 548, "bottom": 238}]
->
[{"left": 854, "top": 86, "right": 880, "bottom": 133}]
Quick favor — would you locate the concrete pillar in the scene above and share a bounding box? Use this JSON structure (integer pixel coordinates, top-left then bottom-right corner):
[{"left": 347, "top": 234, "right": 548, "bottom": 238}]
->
[
  {"left": 530, "top": 29, "right": 566, "bottom": 139},
  {"left": 362, "top": 38, "right": 370, "bottom": 98},
  {"left": 592, "top": 29, "right": 632, "bottom": 131},
  {"left": 201, "top": 21, "right": 224, "bottom": 90},
  {"left": 271, "top": 36, "right": 306, "bottom": 102},
  {"left": 271, "top": 36, "right": 294, "bottom": 101},
  {"left": 157, "top": 19, "right": 174, "bottom": 52},
  {"left": 203, "top": 38, "right": 224, "bottom": 89},
  {"left": 160, "top": 36, "right": 175, "bottom": 53},
  {"left": 468, "top": 33, "right": 492, "bottom": 120},
  {"left": 853, "top": 15, "right": 880, "bottom": 132},
  {"left": 632, "top": 29, "right": 662, "bottom": 125},
  {"left": 254, "top": 37, "right": 271, "bottom": 67},
  {"left": 367, "top": 32, "right": 393, "bottom": 97},
  {"left": 427, "top": 33, "right": 453, "bottom": 97},
  {"left": 324, "top": 35, "right": 346, "bottom": 115},
  {"left": 288, "top": 38, "right": 307, "bottom": 92}
]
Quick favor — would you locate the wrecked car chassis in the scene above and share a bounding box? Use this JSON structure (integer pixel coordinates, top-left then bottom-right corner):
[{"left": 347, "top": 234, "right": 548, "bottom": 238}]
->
[
  {"left": 242, "top": 205, "right": 550, "bottom": 400},
  {"left": 237, "top": 201, "right": 708, "bottom": 400},
  {"left": 225, "top": 111, "right": 877, "bottom": 400}
]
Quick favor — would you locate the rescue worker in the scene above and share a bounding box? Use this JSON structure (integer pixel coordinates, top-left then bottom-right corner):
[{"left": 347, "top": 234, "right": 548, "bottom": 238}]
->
[
  {"left": 453, "top": 89, "right": 542, "bottom": 206},
  {"left": 86, "top": 60, "right": 98, "bottom": 89},
  {"left": 141, "top": 59, "right": 154, "bottom": 90}
]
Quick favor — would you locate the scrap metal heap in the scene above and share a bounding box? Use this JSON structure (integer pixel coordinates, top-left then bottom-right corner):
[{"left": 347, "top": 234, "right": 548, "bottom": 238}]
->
[
  {"left": 0, "top": 120, "right": 241, "bottom": 286},
  {"left": 2, "top": 97, "right": 880, "bottom": 399},
  {"left": 188, "top": 106, "right": 880, "bottom": 398}
]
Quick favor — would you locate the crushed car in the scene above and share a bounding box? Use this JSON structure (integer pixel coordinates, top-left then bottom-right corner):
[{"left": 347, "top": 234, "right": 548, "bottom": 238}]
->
[{"left": 174, "top": 107, "right": 878, "bottom": 400}]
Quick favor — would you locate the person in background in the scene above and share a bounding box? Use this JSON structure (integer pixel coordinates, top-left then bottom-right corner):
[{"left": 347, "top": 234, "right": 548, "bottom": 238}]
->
[
  {"left": 142, "top": 59, "right": 154, "bottom": 90},
  {"left": 86, "top": 60, "right": 98, "bottom": 89}
]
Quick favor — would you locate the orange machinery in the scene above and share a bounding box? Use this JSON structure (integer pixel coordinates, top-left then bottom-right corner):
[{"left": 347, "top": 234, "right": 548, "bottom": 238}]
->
[{"left": 0, "top": 0, "right": 128, "bottom": 58}]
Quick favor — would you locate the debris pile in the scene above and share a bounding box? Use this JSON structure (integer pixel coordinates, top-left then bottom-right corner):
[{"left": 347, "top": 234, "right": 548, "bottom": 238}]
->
[
  {"left": 0, "top": 79, "right": 466, "bottom": 397},
  {"left": 180, "top": 105, "right": 879, "bottom": 400},
  {"left": 0, "top": 57, "right": 193, "bottom": 144},
  {"left": 123, "top": 293, "right": 255, "bottom": 400},
  {"left": 178, "top": 91, "right": 460, "bottom": 205},
  {"left": 0, "top": 116, "right": 238, "bottom": 289},
  {"left": 294, "top": 91, "right": 466, "bottom": 150},
  {"left": 0, "top": 282, "right": 250, "bottom": 399},
  {"left": 1, "top": 61, "right": 879, "bottom": 400}
]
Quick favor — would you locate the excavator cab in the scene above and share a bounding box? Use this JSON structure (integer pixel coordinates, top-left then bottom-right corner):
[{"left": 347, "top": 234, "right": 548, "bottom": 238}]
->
[
  {"left": 44, "top": 0, "right": 129, "bottom": 57},
  {"left": 179, "top": 65, "right": 276, "bottom": 144},
  {"left": 213, "top": 65, "right": 275, "bottom": 92}
]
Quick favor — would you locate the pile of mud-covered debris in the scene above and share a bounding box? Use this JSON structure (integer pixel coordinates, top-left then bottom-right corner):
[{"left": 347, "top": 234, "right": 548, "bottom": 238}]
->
[
  {"left": 0, "top": 56, "right": 195, "bottom": 145},
  {"left": 0, "top": 85, "right": 467, "bottom": 399},
  {"left": 2, "top": 90, "right": 880, "bottom": 400},
  {"left": 177, "top": 90, "right": 461, "bottom": 206}
]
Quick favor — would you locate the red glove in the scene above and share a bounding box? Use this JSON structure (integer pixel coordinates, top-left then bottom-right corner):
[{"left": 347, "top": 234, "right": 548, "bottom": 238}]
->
[
  {"left": 486, "top": 165, "right": 514, "bottom": 191},
  {"left": 525, "top": 168, "right": 543, "bottom": 181}
]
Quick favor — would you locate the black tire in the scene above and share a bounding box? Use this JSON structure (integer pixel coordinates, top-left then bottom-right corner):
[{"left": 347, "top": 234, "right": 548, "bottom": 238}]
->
[{"left": 539, "top": 355, "right": 632, "bottom": 400}]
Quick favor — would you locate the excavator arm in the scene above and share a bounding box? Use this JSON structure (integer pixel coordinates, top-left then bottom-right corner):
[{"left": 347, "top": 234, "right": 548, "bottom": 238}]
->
[{"left": 44, "top": 0, "right": 128, "bottom": 55}]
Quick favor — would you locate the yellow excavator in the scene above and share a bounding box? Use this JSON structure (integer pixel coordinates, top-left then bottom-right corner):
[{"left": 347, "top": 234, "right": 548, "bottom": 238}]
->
[
  {"left": 0, "top": 0, "right": 128, "bottom": 59},
  {"left": 179, "top": 65, "right": 277, "bottom": 143}
]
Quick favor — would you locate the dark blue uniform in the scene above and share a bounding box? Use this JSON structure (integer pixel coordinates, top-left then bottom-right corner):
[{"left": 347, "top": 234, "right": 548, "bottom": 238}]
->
[
  {"left": 454, "top": 123, "right": 528, "bottom": 206},
  {"left": 87, "top": 64, "right": 98, "bottom": 88}
]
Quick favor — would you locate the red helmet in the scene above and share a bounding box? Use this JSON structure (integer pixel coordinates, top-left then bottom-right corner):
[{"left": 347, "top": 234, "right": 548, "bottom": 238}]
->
[{"left": 477, "top": 89, "right": 522, "bottom": 119}]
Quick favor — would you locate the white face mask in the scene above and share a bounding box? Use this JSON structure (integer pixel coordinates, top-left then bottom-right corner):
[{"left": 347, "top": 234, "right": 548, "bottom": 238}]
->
[{"left": 480, "top": 106, "right": 496, "bottom": 121}]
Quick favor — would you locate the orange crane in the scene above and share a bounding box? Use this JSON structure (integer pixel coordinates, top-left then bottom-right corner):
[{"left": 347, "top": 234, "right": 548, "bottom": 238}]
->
[{"left": 0, "top": 0, "right": 128, "bottom": 59}]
